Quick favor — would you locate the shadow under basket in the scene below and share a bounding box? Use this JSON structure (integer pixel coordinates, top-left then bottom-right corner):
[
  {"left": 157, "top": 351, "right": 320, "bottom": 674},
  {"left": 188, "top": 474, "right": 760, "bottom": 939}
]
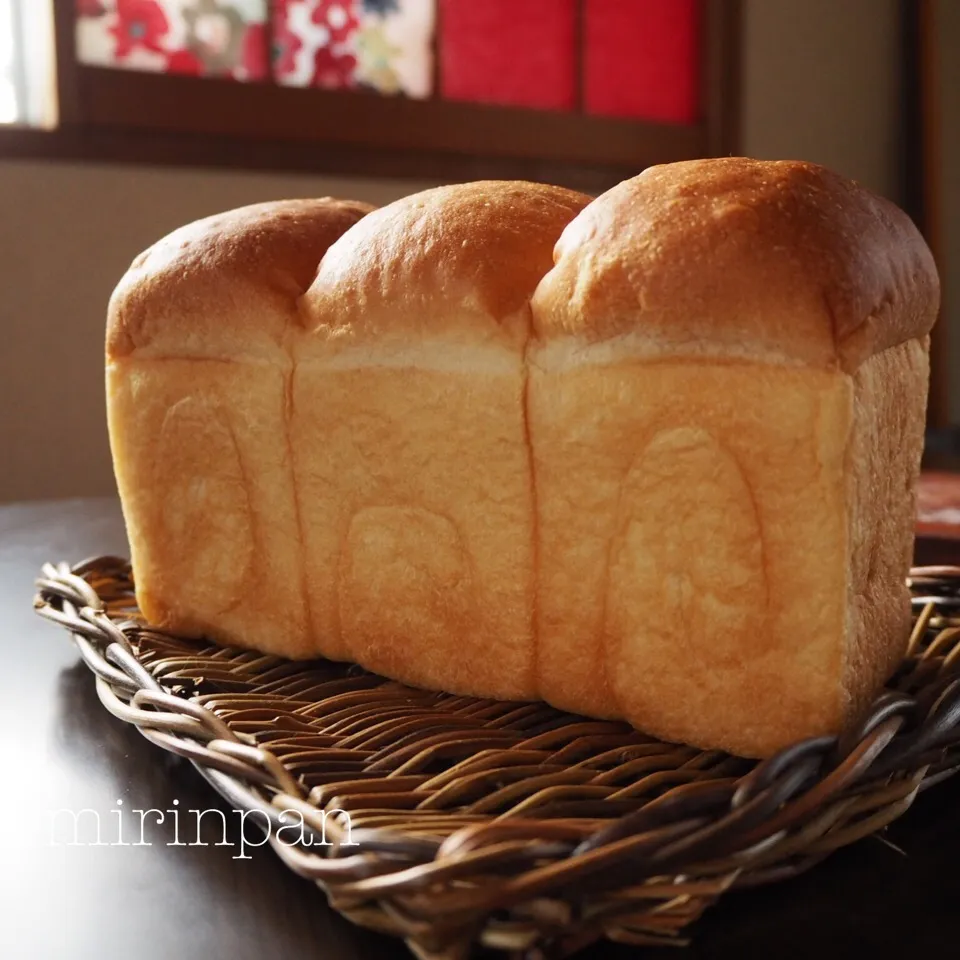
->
[{"left": 34, "top": 557, "right": 960, "bottom": 959}]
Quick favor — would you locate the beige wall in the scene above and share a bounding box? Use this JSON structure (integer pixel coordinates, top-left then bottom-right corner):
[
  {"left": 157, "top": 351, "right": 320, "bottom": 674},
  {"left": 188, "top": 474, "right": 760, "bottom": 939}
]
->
[
  {"left": 742, "top": 0, "right": 901, "bottom": 201},
  {"left": 0, "top": 163, "right": 439, "bottom": 501},
  {"left": 0, "top": 0, "right": 912, "bottom": 502}
]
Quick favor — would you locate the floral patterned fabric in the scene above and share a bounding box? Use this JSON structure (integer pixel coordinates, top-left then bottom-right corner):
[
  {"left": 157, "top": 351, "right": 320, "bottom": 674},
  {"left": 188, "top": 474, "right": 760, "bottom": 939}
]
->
[
  {"left": 76, "top": 0, "right": 434, "bottom": 96},
  {"left": 75, "top": 0, "right": 270, "bottom": 81},
  {"left": 274, "top": 0, "right": 434, "bottom": 98}
]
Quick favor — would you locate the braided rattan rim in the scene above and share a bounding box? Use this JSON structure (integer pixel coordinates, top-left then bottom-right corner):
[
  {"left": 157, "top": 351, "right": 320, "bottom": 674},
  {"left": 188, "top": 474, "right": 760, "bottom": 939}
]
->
[{"left": 34, "top": 557, "right": 960, "bottom": 959}]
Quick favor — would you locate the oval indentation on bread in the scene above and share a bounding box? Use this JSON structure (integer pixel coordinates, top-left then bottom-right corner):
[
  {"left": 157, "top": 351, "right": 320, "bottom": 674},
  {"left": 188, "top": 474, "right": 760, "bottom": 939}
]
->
[
  {"left": 338, "top": 506, "right": 473, "bottom": 683},
  {"left": 154, "top": 394, "right": 254, "bottom": 617},
  {"left": 605, "top": 426, "right": 768, "bottom": 717}
]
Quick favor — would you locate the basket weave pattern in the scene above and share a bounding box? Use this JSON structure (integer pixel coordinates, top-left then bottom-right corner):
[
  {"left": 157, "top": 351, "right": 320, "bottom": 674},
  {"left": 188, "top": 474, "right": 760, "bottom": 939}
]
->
[{"left": 34, "top": 557, "right": 960, "bottom": 959}]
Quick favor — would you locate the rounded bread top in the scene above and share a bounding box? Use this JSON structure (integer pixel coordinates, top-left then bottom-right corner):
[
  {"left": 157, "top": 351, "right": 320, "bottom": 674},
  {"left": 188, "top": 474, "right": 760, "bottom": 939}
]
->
[
  {"left": 300, "top": 181, "right": 592, "bottom": 352},
  {"left": 531, "top": 158, "right": 939, "bottom": 370},
  {"left": 107, "top": 198, "right": 374, "bottom": 362}
]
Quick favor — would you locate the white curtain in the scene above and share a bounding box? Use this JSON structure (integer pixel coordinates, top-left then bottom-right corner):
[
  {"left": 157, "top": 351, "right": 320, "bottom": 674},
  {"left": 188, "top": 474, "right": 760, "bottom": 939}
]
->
[{"left": 0, "top": 0, "right": 56, "bottom": 127}]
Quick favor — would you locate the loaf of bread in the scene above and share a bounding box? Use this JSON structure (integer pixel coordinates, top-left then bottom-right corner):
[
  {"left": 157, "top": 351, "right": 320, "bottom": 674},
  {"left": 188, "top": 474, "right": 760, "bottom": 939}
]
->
[{"left": 106, "top": 161, "right": 939, "bottom": 757}]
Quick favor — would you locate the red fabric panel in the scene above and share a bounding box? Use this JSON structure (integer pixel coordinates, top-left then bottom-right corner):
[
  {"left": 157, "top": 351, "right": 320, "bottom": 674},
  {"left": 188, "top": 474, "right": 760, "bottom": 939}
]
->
[
  {"left": 584, "top": 0, "right": 700, "bottom": 123},
  {"left": 439, "top": 0, "right": 576, "bottom": 111}
]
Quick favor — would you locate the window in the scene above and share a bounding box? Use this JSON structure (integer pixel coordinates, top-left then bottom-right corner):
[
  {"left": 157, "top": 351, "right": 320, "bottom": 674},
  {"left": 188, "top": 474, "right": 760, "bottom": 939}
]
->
[
  {"left": 69, "top": 1, "right": 701, "bottom": 122},
  {"left": 0, "top": 0, "right": 25, "bottom": 123},
  {"left": 0, "top": 0, "right": 56, "bottom": 127},
  {"left": 1, "top": 1, "right": 740, "bottom": 192}
]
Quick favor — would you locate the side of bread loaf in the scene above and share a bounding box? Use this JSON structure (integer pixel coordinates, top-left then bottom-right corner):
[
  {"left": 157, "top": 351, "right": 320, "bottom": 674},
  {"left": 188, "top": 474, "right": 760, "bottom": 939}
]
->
[
  {"left": 527, "top": 159, "right": 937, "bottom": 755},
  {"left": 106, "top": 163, "right": 939, "bottom": 757},
  {"left": 107, "top": 199, "right": 373, "bottom": 656},
  {"left": 844, "top": 337, "right": 930, "bottom": 717},
  {"left": 526, "top": 355, "right": 856, "bottom": 752},
  {"left": 294, "top": 182, "right": 591, "bottom": 697}
]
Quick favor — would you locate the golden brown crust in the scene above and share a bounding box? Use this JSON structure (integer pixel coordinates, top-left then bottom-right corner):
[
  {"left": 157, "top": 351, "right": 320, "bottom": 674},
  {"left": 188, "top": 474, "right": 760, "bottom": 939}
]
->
[
  {"left": 533, "top": 158, "right": 940, "bottom": 371},
  {"left": 300, "top": 181, "right": 591, "bottom": 351},
  {"left": 107, "top": 198, "right": 373, "bottom": 361}
]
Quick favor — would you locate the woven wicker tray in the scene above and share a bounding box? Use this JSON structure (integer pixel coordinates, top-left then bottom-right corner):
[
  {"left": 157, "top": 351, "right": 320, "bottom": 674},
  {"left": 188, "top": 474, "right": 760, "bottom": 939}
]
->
[{"left": 34, "top": 557, "right": 960, "bottom": 959}]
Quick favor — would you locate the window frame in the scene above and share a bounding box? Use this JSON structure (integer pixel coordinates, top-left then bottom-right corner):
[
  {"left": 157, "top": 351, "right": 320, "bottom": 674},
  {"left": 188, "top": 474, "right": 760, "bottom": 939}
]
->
[{"left": 2, "top": 0, "right": 740, "bottom": 194}]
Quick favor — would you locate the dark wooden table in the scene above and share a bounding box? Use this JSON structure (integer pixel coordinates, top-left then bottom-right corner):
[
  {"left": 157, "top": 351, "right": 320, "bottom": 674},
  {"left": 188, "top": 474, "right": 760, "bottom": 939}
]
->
[{"left": 3, "top": 497, "right": 959, "bottom": 960}]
